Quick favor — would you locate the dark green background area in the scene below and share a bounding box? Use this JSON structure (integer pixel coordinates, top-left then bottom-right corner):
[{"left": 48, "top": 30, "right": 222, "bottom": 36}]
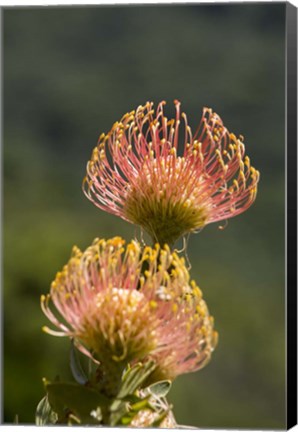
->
[{"left": 3, "top": 3, "right": 285, "bottom": 428}]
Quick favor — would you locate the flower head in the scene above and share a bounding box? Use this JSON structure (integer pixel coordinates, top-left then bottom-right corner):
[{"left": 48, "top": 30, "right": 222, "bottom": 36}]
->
[
  {"left": 41, "top": 237, "right": 217, "bottom": 381},
  {"left": 83, "top": 101, "right": 260, "bottom": 246}
]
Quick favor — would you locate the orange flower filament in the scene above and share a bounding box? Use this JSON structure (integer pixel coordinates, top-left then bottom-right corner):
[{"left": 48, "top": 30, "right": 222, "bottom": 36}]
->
[
  {"left": 41, "top": 237, "right": 217, "bottom": 380},
  {"left": 83, "top": 101, "right": 260, "bottom": 245}
]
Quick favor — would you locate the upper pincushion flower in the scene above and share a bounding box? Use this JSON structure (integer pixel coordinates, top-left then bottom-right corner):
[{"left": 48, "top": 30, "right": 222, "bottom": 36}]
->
[
  {"left": 83, "top": 101, "right": 260, "bottom": 246},
  {"left": 41, "top": 237, "right": 217, "bottom": 391}
]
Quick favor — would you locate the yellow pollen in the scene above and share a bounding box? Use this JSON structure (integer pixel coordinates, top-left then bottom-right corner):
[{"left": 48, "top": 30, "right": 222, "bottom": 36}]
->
[
  {"left": 240, "top": 171, "right": 246, "bottom": 181},
  {"left": 184, "top": 293, "right": 192, "bottom": 302},
  {"left": 150, "top": 300, "right": 157, "bottom": 309},
  {"left": 201, "top": 326, "right": 207, "bottom": 336},
  {"left": 172, "top": 303, "right": 178, "bottom": 313},
  {"left": 192, "top": 285, "right": 201, "bottom": 296},
  {"left": 196, "top": 305, "right": 206, "bottom": 317},
  {"left": 233, "top": 179, "right": 239, "bottom": 190},
  {"left": 183, "top": 199, "right": 192, "bottom": 208}
]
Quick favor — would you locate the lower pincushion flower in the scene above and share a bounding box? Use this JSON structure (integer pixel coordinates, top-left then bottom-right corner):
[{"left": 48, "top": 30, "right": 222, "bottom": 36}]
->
[
  {"left": 83, "top": 101, "right": 260, "bottom": 246},
  {"left": 41, "top": 237, "right": 217, "bottom": 395}
]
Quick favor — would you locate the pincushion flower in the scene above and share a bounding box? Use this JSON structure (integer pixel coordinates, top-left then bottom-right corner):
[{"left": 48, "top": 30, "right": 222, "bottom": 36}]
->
[
  {"left": 83, "top": 101, "right": 260, "bottom": 246},
  {"left": 41, "top": 237, "right": 217, "bottom": 390}
]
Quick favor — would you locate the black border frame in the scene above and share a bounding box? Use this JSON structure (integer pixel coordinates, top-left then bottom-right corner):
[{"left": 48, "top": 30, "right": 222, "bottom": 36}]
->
[{"left": 286, "top": 2, "right": 297, "bottom": 430}]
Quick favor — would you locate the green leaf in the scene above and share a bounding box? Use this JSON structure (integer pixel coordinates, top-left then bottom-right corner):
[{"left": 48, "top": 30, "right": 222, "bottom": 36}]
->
[
  {"left": 114, "top": 398, "right": 152, "bottom": 427},
  {"left": 109, "top": 400, "right": 129, "bottom": 427},
  {"left": 117, "top": 360, "right": 156, "bottom": 399},
  {"left": 35, "top": 395, "right": 58, "bottom": 425},
  {"left": 109, "top": 394, "right": 151, "bottom": 426},
  {"left": 146, "top": 380, "right": 172, "bottom": 398},
  {"left": 121, "top": 414, "right": 135, "bottom": 425},
  {"left": 44, "top": 380, "right": 109, "bottom": 424},
  {"left": 69, "top": 339, "right": 88, "bottom": 385},
  {"left": 121, "top": 393, "right": 143, "bottom": 404},
  {"left": 109, "top": 361, "right": 157, "bottom": 427},
  {"left": 130, "top": 398, "right": 151, "bottom": 412}
]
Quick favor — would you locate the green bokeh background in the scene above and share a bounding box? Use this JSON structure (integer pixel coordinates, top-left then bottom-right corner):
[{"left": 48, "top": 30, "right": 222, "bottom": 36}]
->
[{"left": 3, "top": 3, "right": 286, "bottom": 428}]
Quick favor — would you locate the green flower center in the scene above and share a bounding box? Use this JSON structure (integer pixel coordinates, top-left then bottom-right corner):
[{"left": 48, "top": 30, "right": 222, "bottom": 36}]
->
[{"left": 124, "top": 156, "right": 209, "bottom": 246}]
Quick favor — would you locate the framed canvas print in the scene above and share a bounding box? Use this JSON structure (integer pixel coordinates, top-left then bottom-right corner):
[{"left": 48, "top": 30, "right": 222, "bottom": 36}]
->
[{"left": 2, "top": 1, "right": 297, "bottom": 430}]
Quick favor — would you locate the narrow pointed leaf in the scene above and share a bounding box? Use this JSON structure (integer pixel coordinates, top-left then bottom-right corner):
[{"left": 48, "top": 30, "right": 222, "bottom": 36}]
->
[
  {"left": 70, "top": 339, "right": 88, "bottom": 385},
  {"left": 121, "top": 394, "right": 143, "bottom": 404},
  {"left": 110, "top": 401, "right": 129, "bottom": 426},
  {"left": 35, "top": 395, "right": 58, "bottom": 425},
  {"left": 130, "top": 398, "right": 151, "bottom": 412},
  {"left": 117, "top": 360, "right": 156, "bottom": 399},
  {"left": 147, "top": 380, "right": 172, "bottom": 398}
]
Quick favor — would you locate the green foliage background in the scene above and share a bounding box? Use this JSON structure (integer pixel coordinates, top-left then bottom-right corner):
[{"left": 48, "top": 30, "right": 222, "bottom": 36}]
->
[{"left": 3, "top": 4, "right": 285, "bottom": 428}]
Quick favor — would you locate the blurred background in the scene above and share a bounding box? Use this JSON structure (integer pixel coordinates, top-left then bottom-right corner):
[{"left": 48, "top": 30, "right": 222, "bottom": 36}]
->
[{"left": 3, "top": 3, "right": 286, "bottom": 429}]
